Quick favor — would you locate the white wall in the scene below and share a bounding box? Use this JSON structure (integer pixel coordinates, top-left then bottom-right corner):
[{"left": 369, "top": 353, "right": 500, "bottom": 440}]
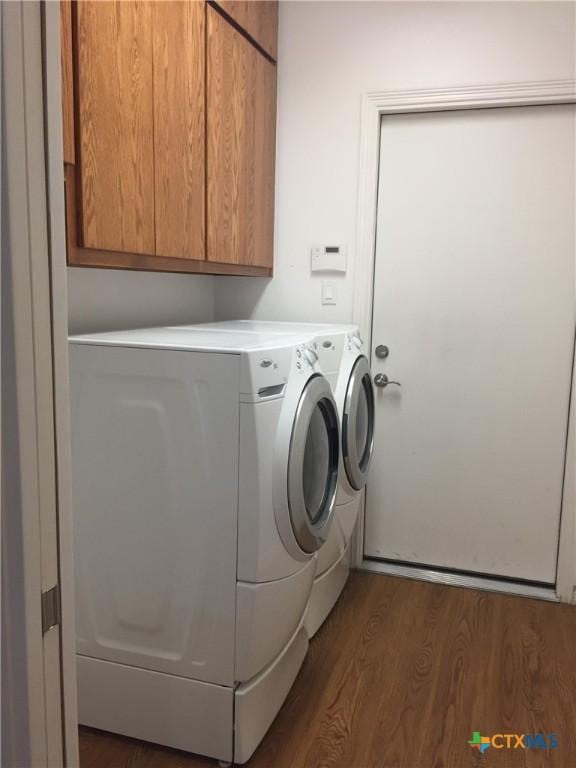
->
[
  {"left": 215, "top": 0, "right": 575, "bottom": 323},
  {"left": 68, "top": 269, "right": 215, "bottom": 334},
  {"left": 69, "top": 2, "right": 575, "bottom": 333}
]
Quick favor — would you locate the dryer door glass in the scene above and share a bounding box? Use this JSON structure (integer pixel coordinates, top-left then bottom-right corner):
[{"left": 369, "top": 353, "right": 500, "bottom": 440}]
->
[
  {"left": 288, "top": 376, "right": 339, "bottom": 553},
  {"left": 343, "top": 356, "right": 375, "bottom": 491}
]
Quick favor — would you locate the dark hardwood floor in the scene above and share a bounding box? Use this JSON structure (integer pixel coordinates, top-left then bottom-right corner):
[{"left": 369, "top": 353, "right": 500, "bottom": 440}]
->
[{"left": 79, "top": 572, "right": 576, "bottom": 768}]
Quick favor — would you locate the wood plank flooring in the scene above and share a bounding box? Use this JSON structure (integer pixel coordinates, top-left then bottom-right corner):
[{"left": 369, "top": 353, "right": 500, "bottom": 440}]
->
[{"left": 79, "top": 572, "right": 576, "bottom": 768}]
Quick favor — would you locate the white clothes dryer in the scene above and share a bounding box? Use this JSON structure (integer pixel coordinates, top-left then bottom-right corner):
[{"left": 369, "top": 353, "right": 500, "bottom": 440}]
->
[
  {"left": 182, "top": 321, "right": 351, "bottom": 575},
  {"left": 187, "top": 322, "right": 375, "bottom": 637},
  {"left": 69, "top": 326, "right": 340, "bottom": 764}
]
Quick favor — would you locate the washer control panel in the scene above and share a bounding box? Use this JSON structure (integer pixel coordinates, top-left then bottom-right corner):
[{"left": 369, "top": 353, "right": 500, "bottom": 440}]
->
[
  {"left": 346, "top": 330, "right": 364, "bottom": 352},
  {"left": 295, "top": 343, "right": 320, "bottom": 374}
]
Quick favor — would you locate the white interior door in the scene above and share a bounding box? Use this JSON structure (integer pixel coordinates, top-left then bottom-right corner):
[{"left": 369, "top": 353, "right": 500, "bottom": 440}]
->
[{"left": 364, "top": 104, "right": 575, "bottom": 584}]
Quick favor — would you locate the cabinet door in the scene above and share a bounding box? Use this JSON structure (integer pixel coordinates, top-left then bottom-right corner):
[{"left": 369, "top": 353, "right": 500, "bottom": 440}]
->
[
  {"left": 207, "top": 8, "right": 277, "bottom": 268},
  {"left": 153, "top": 1, "right": 205, "bottom": 260},
  {"left": 215, "top": 1, "right": 278, "bottom": 60},
  {"left": 76, "top": 0, "right": 155, "bottom": 254},
  {"left": 60, "top": 0, "right": 74, "bottom": 164}
]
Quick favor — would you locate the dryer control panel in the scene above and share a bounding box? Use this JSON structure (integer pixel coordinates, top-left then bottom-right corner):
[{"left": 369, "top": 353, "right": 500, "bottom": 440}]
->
[
  {"left": 310, "top": 332, "right": 345, "bottom": 379},
  {"left": 346, "top": 330, "right": 364, "bottom": 352}
]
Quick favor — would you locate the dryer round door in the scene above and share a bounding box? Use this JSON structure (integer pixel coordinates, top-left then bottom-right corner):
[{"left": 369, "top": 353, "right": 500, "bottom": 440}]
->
[
  {"left": 287, "top": 376, "right": 340, "bottom": 553},
  {"left": 342, "top": 356, "right": 375, "bottom": 491}
]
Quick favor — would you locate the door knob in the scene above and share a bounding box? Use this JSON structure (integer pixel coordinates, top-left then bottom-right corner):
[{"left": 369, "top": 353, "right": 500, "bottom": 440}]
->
[
  {"left": 374, "top": 373, "right": 401, "bottom": 388},
  {"left": 375, "top": 344, "right": 389, "bottom": 359}
]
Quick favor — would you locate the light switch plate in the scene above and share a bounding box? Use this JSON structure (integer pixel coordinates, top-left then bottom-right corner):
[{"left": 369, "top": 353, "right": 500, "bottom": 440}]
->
[{"left": 322, "top": 280, "right": 337, "bottom": 305}]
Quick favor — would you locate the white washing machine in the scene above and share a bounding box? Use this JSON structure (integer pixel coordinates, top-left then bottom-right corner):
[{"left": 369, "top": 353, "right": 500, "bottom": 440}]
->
[
  {"left": 185, "top": 322, "right": 375, "bottom": 637},
  {"left": 69, "top": 326, "right": 340, "bottom": 764}
]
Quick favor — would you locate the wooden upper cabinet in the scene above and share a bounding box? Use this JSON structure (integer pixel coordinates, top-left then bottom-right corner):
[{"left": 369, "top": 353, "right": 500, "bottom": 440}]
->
[
  {"left": 254, "top": 44, "right": 277, "bottom": 270},
  {"left": 65, "top": 0, "right": 276, "bottom": 275},
  {"left": 60, "top": 1, "right": 75, "bottom": 164},
  {"left": 207, "top": 7, "right": 277, "bottom": 269},
  {"left": 214, "top": 1, "right": 279, "bottom": 60},
  {"left": 153, "top": 1, "right": 205, "bottom": 260},
  {"left": 76, "top": 0, "right": 155, "bottom": 255}
]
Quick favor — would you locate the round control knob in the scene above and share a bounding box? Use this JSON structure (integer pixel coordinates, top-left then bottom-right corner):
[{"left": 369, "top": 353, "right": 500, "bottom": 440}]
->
[
  {"left": 351, "top": 334, "right": 363, "bottom": 349},
  {"left": 304, "top": 348, "right": 318, "bottom": 366}
]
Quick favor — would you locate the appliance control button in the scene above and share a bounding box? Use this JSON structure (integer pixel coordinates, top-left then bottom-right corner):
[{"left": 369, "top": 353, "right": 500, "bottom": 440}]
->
[{"left": 304, "top": 348, "right": 318, "bottom": 366}]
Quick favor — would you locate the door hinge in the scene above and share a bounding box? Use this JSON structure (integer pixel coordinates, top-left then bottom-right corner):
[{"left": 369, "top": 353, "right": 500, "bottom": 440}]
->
[{"left": 41, "top": 584, "right": 61, "bottom": 634}]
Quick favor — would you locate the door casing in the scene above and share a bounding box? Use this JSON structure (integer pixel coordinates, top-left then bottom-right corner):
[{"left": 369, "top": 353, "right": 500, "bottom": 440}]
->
[
  {"left": 2, "top": 2, "right": 80, "bottom": 766},
  {"left": 2, "top": 1, "right": 73, "bottom": 765}
]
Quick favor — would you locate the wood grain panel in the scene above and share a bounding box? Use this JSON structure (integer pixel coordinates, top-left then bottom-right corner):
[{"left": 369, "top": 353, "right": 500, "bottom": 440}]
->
[
  {"left": 253, "top": 43, "right": 277, "bottom": 269},
  {"left": 207, "top": 8, "right": 276, "bottom": 268},
  {"left": 79, "top": 573, "right": 576, "bottom": 768},
  {"left": 65, "top": 166, "right": 270, "bottom": 276},
  {"left": 60, "top": 0, "right": 75, "bottom": 164},
  {"left": 214, "top": 1, "right": 278, "bottom": 60},
  {"left": 76, "top": 0, "right": 155, "bottom": 254},
  {"left": 153, "top": 1, "right": 205, "bottom": 260}
]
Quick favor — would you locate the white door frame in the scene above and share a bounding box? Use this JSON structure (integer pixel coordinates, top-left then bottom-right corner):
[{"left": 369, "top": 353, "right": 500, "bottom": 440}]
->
[
  {"left": 43, "top": 2, "right": 80, "bottom": 763},
  {"left": 2, "top": 1, "right": 79, "bottom": 765},
  {"left": 351, "top": 79, "right": 576, "bottom": 604},
  {"left": 3, "top": 2, "right": 63, "bottom": 764}
]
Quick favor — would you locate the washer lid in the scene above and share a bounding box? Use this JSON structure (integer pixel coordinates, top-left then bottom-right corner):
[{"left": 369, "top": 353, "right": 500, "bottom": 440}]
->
[
  {"left": 342, "top": 356, "right": 375, "bottom": 491},
  {"left": 287, "top": 376, "right": 339, "bottom": 553}
]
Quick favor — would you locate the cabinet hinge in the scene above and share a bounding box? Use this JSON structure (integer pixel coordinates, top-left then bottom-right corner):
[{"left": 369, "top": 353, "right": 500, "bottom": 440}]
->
[{"left": 41, "top": 584, "right": 61, "bottom": 634}]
